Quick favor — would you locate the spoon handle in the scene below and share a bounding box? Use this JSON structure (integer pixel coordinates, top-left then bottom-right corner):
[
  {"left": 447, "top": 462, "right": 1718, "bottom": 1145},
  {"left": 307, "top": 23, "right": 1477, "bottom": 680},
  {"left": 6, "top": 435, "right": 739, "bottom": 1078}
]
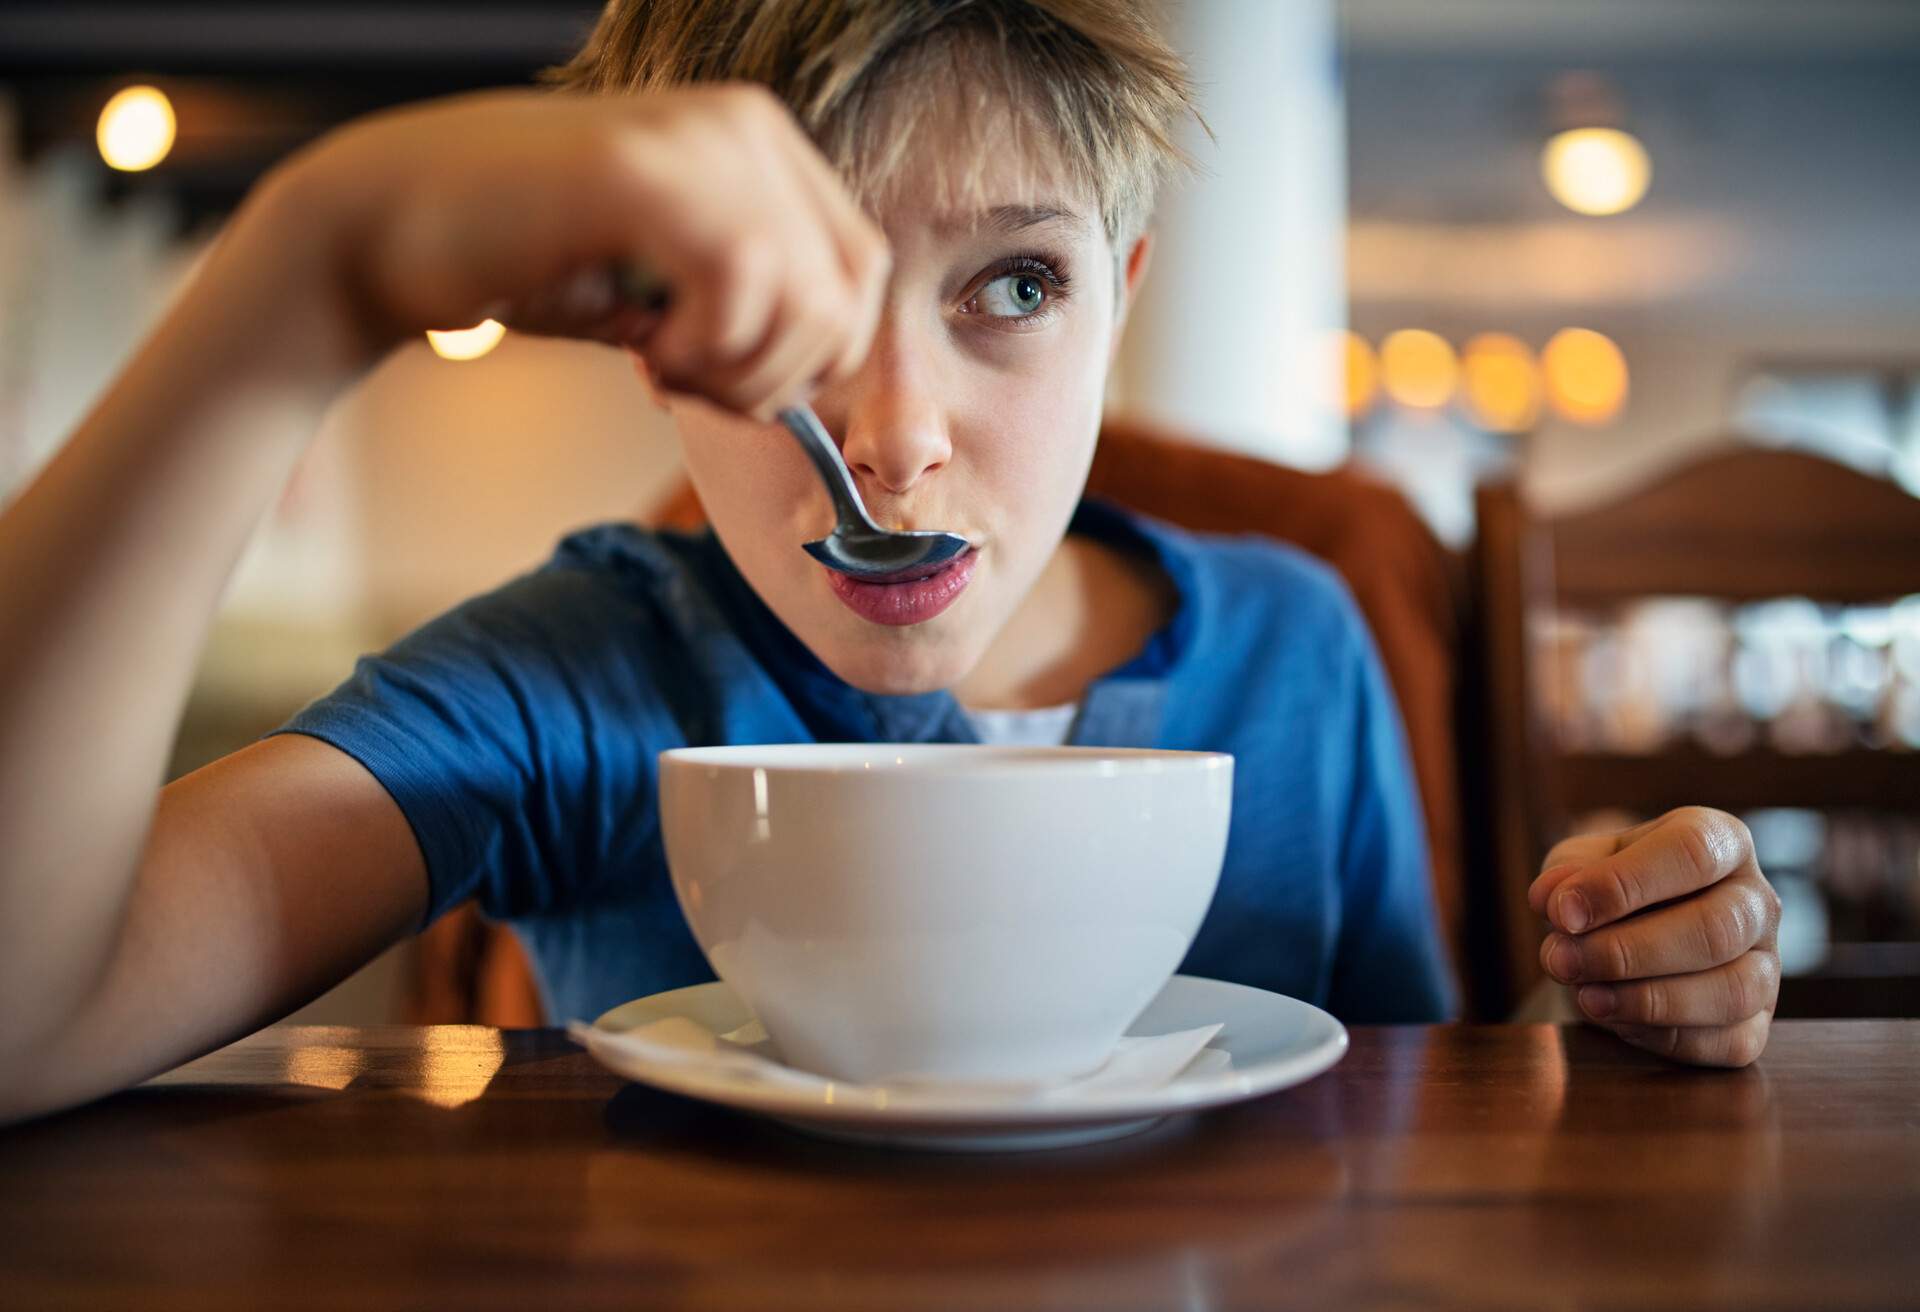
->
[{"left": 775, "top": 405, "right": 884, "bottom": 535}]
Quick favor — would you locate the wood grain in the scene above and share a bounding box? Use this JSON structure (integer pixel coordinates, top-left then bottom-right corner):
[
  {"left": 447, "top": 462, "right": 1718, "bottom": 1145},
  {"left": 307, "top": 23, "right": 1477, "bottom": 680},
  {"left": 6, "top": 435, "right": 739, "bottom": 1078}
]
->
[{"left": 3, "top": 1021, "right": 1916, "bottom": 1310}]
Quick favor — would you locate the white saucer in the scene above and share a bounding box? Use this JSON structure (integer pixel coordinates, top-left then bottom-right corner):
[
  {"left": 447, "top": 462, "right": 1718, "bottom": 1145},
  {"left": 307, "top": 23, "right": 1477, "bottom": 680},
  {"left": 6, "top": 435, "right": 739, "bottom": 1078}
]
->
[{"left": 583, "top": 974, "right": 1348, "bottom": 1152}]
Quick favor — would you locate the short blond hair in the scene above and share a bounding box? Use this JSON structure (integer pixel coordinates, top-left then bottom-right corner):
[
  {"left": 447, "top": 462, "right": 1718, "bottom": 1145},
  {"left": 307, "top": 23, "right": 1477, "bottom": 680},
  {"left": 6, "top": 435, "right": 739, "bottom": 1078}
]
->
[{"left": 543, "top": 0, "right": 1198, "bottom": 246}]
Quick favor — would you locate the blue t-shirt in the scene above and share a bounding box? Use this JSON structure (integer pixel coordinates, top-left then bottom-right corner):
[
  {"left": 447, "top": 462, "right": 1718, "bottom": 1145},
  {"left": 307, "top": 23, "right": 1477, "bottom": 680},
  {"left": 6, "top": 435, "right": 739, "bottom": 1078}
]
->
[{"left": 277, "top": 499, "right": 1458, "bottom": 1025}]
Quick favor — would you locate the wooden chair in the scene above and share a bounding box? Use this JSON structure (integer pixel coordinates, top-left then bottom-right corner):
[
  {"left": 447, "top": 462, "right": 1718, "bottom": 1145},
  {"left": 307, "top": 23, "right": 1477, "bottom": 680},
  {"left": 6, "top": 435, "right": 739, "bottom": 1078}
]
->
[
  {"left": 408, "top": 415, "right": 1506, "bottom": 1023},
  {"left": 1466, "top": 442, "right": 1920, "bottom": 1015}
]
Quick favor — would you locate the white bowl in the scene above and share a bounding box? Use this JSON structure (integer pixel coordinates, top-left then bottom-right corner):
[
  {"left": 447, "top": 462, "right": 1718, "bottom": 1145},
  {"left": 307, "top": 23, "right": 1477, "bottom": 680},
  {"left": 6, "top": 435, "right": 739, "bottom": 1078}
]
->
[{"left": 658, "top": 744, "right": 1233, "bottom": 1085}]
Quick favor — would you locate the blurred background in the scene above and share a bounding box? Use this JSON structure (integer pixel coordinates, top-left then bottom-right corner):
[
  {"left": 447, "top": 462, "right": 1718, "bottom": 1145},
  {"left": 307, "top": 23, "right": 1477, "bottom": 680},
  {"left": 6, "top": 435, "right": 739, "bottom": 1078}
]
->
[{"left": 2, "top": 0, "right": 1916, "bottom": 1023}]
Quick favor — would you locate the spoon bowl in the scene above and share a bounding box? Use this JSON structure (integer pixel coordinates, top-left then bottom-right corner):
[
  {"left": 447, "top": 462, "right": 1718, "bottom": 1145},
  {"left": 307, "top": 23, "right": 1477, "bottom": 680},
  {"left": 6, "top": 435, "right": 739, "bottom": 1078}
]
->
[{"left": 777, "top": 406, "right": 973, "bottom": 582}]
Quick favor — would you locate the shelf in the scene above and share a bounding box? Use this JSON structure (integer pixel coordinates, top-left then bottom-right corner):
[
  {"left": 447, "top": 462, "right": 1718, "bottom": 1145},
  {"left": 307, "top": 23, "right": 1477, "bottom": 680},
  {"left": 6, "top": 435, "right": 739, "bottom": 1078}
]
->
[
  {"left": 1777, "top": 943, "right": 1920, "bottom": 1019},
  {"left": 1557, "top": 746, "right": 1920, "bottom": 813}
]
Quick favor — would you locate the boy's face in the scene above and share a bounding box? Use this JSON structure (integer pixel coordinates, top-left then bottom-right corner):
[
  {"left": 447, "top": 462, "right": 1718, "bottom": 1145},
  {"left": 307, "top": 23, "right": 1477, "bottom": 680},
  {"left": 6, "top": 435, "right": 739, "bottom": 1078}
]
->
[{"left": 652, "top": 133, "right": 1141, "bottom": 695}]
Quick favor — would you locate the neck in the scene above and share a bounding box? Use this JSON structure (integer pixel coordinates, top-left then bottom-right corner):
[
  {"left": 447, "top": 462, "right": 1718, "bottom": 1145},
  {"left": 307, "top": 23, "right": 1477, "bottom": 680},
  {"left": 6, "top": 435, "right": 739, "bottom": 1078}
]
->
[{"left": 953, "top": 528, "right": 1176, "bottom": 711}]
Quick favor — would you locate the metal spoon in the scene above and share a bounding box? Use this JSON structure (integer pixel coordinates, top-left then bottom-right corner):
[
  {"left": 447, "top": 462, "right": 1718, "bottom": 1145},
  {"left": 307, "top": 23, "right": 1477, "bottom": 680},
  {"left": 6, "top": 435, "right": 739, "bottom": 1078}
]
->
[
  {"left": 776, "top": 405, "right": 971, "bottom": 581},
  {"left": 611, "top": 263, "right": 971, "bottom": 582}
]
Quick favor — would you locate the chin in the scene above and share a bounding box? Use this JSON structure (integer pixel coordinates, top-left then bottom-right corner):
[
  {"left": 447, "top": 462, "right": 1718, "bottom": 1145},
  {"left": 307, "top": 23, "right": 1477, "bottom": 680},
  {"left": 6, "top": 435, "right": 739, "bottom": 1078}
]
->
[{"left": 810, "top": 630, "right": 981, "bottom": 697}]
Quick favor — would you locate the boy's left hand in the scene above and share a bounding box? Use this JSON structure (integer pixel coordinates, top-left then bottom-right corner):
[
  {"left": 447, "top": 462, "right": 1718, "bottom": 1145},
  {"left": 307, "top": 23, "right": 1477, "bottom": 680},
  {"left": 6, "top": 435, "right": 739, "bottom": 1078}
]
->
[{"left": 1527, "top": 806, "right": 1782, "bottom": 1067}]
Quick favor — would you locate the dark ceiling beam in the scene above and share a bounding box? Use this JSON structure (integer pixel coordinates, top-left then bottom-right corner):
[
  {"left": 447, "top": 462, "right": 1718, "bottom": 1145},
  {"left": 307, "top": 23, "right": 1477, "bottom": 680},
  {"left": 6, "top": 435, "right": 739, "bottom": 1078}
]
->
[{"left": 0, "top": 5, "right": 601, "bottom": 75}]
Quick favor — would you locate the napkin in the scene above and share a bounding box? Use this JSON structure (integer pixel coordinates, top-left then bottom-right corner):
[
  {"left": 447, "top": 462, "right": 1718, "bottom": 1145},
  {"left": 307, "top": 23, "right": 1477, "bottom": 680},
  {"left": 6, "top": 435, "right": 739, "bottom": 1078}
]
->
[{"left": 568, "top": 1014, "right": 1227, "bottom": 1102}]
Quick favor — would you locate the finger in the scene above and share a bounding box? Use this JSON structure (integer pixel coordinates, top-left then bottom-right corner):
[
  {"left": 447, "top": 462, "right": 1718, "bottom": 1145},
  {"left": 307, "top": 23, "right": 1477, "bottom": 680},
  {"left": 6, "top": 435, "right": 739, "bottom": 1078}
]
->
[
  {"left": 1540, "top": 871, "right": 1774, "bottom": 983},
  {"left": 1546, "top": 806, "right": 1753, "bottom": 934},
  {"left": 771, "top": 104, "right": 886, "bottom": 278},
  {"left": 645, "top": 242, "right": 785, "bottom": 384},
  {"left": 1574, "top": 948, "right": 1780, "bottom": 1027},
  {"left": 1528, "top": 863, "right": 1585, "bottom": 917},
  {"left": 498, "top": 265, "right": 617, "bottom": 335},
  {"left": 1528, "top": 831, "right": 1624, "bottom": 913},
  {"left": 1609, "top": 1010, "right": 1773, "bottom": 1069},
  {"left": 824, "top": 233, "right": 890, "bottom": 384},
  {"left": 707, "top": 290, "right": 841, "bottom": 419},
  {"left": 777, "top": 141, "right": 890, "bottom": 380}
]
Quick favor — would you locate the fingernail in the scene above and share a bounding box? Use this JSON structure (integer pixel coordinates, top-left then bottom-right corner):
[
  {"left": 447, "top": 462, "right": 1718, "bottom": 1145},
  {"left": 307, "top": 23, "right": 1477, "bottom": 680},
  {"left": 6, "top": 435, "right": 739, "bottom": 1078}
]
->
[
  {"left": 1529, "top": 864, "right": 1575, "bottom": 912},
  {"left": 1554, "top": 888, "right": 1590, "bottom": 934},
  {"left": 1548, "top": 936, "right": 1582, "bottom": 983},
  {"left": 1578, "top": 984, "right": 1616, "bottom": 1019}
]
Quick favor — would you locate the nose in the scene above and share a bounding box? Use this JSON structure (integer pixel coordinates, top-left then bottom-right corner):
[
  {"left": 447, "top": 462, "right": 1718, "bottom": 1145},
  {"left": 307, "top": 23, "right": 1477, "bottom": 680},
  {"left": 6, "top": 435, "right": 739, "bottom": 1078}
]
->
[{"left": 822, "top": 319, "right": 952, "bottom": 499}]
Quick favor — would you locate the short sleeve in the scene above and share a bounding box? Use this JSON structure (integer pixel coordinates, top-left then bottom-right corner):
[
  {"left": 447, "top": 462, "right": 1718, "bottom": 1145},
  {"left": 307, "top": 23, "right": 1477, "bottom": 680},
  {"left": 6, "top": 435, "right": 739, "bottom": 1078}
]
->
[
  {"left": 273, "top": 563, "right": 678, "bottom": 929},
  {"left": 1324, "top": 618, "right": 1461, "bottom": 1023}
]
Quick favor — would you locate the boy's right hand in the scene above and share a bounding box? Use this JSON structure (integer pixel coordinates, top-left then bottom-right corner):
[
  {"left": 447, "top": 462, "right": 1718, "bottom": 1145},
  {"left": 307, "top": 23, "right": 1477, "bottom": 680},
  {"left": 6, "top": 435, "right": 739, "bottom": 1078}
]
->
[{"left": 271, "top": 85, "right": 889, "bottom": 418}]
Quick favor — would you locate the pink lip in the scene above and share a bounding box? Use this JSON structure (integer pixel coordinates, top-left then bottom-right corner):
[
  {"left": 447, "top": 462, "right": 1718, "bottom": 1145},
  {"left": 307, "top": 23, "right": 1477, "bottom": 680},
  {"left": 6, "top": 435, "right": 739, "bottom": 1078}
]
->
[{"left": 826, "top": 550, "right": 978, "bottom": 626}]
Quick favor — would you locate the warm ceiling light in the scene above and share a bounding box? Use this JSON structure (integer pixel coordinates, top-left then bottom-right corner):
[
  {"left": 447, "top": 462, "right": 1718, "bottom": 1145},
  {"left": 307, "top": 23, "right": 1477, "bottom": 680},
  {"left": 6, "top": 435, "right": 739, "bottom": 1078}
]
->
[
  {"left": 1541, "top": 127, "right": 1651, "bottom": 217},
  {"left": 1542, "top": 327, "right": 1629, "bottom": 425},
  {"left": 97, "top": 85, "right": 176, "bottom": 173},
  {"left": 426, "top": 319, "right": 507, "bottom": 361},
  {"left": 1462, "top": 333, "right": 1543, "bottom": 433},
  {"left": 1379, "top": 329, "right": 1458, "bottom": 410},
  {"left": 1342, "top": 331, "right": 1379, "bottom": 419}
]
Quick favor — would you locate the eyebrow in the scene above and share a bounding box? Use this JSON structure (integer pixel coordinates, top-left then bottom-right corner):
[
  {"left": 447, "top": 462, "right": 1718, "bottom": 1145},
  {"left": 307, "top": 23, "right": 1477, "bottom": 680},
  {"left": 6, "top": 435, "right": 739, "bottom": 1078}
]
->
[{"left": 935, "top": 204, "right": 1089, "bottom": 237}]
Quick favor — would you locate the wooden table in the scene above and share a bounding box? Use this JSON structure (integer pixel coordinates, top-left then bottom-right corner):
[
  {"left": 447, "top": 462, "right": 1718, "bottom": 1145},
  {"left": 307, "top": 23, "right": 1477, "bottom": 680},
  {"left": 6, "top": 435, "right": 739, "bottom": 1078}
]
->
[{"left": 3, "top": 1021, "right": 1915, "bottom": 1310}]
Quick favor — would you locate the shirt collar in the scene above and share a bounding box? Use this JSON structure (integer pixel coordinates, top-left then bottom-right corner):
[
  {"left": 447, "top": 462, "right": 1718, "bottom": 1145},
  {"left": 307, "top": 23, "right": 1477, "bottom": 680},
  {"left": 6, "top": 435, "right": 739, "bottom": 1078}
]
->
[{"left": 692, "top": 497, "right": 1202, "bottom": 746}]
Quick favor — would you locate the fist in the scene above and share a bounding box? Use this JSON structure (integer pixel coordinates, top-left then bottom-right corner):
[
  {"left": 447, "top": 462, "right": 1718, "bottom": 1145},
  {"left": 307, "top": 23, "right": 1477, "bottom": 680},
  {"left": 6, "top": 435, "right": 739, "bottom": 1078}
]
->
[
  {"left": 1529, "top": 806, "right": 1782, "bottom": 1067},
  {"left": 266, "top": 84, "right": 889, "bottom": 419}
]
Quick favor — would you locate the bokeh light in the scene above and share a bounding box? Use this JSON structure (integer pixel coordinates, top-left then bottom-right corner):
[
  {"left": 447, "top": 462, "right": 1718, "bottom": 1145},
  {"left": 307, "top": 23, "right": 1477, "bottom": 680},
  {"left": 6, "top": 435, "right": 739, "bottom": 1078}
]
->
[
  {"left": 1461, "top": 333, "right": 1543, "bottom": 432},
  {"left": 1339, "top": 330, "right": 1378, "bottom": 419},
  {"left": 1542, "top": 327, "right": 1629, "bottom": 425},
  {"left": 426, "top": 319, "right": 507, "bottom": 362},
  {"left": 1379, "top": 329, "right": 1458, "bottom": 410},
  {"left": 96, "top": 85, "right": 176, "bottom": 173},
  {"left": 1541, "top": 127, "right": 1652, "bottom": 217}
]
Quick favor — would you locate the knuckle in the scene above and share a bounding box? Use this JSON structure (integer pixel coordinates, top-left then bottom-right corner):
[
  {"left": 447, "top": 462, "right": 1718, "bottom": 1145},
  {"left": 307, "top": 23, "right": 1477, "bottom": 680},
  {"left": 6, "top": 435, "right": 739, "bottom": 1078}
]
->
[
  {"left": 1686, "top": 806, "right": 1744, "bottom": 875},
  {"left": 1728, "top": 811, "right": 1756, "bottom": 857},
  {"left": 1735, "top": 884, "right": 1772, "bottom": 945},
  {"left": 1599, "top": 931, "right": 1636, "bottom": 982},
  {"left": 1751, "top": 948, "right": 1774, "bottom": 1021},
  {"left": 1595, "top": 861, "right": 1637, "bottom": 921},
  {"left": 1699, "top": 900, "right": 1749, "bottom": 965},
  {"left": 1724, "top": 957, "right": 1761, "bottom": 1019},
  {"left": 1672, "top": 811, "right": 1725, "bottom": 881},
  {"left": 1637, "top": 979, "right": 1670, "bottom": 1025},
  {"left": 1760, "top": 875, "right": 1784, "bottom": 926}
]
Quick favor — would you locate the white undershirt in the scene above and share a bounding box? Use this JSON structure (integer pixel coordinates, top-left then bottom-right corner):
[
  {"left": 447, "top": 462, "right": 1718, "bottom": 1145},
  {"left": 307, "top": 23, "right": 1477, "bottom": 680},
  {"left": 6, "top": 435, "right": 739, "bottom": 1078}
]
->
[{"left": 960, "top": 702, "right": 1080, "bottom": 748}]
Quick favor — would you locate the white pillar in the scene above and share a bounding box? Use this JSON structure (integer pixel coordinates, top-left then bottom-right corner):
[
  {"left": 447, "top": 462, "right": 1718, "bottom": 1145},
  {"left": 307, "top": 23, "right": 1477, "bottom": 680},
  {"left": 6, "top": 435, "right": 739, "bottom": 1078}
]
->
[{"left": 1117, "top": 0, "right": 1348, "bottom": 470}]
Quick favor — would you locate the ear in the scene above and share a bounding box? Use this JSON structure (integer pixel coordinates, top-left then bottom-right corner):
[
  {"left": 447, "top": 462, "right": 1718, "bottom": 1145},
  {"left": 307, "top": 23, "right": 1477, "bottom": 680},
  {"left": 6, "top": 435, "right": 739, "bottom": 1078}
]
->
[{"left": 1110, "top": 232, "right": 1153, "bottom": 359}]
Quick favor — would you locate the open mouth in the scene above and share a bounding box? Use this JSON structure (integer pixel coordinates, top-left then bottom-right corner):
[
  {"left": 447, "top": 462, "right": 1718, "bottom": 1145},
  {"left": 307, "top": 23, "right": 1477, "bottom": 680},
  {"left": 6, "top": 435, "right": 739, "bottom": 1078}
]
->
[{"left": 824, "top": 548, "right": 978, "bottom": 627}]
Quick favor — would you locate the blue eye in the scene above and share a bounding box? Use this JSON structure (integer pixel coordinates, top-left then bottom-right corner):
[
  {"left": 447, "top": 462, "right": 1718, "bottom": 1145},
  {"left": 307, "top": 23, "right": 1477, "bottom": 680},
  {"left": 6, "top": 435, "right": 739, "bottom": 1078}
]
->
[{"left": 975, "top": 272, "right": 1048, "bottom": 318}]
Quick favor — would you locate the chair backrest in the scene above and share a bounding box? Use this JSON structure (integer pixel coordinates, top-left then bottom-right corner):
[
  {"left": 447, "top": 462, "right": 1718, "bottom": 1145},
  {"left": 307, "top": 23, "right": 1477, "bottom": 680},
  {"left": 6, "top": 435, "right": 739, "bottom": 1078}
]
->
[{"left": 1467, "top": 442, "right": 1920, "bottom": 1011}]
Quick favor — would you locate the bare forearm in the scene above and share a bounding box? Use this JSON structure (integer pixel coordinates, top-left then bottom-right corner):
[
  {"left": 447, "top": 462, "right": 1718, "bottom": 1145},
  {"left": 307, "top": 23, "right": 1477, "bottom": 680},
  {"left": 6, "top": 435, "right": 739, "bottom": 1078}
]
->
[
  {"left": 0, "top": 169, "right": 381, "bottom": 1055},
  {"left": 0, "top": 85, "right": 889, "bottom": 1072}
]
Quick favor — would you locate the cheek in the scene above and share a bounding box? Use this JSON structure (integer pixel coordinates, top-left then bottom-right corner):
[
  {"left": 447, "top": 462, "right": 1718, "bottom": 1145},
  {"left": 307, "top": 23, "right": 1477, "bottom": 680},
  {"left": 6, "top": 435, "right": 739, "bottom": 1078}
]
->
[
  {"left": 960, "top": 336, "right": 1109, "bottom": 523},
  {"left": 671, "top": 404, "right": 821, "bottom": 543}
]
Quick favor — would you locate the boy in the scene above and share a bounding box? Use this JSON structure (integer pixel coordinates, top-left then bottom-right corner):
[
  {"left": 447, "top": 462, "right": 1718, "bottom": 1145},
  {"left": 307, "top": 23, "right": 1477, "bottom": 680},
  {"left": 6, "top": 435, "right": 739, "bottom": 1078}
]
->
[{"left": 0, "top": 0, "right": 1780, "bottom": 1124}]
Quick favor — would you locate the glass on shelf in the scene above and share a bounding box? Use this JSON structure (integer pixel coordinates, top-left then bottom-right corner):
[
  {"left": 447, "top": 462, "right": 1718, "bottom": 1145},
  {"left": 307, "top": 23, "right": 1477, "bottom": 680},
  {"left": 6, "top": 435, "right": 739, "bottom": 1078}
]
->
[{"left": 1536, "top": 594, "right": 1920, "bottom": 758}]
